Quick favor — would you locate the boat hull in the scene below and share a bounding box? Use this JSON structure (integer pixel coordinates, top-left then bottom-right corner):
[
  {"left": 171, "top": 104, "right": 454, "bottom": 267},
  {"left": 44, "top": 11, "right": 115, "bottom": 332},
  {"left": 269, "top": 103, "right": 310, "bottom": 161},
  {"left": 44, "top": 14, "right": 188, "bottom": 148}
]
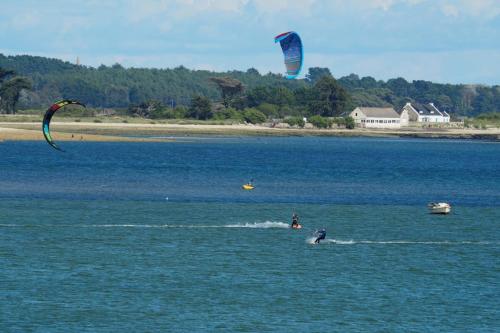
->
[
  {"left": 429, "top": 207, "right": 451, "bottom": 214},
  {"left": 428, "top": 203, "right": 451, "bottom": 214}
]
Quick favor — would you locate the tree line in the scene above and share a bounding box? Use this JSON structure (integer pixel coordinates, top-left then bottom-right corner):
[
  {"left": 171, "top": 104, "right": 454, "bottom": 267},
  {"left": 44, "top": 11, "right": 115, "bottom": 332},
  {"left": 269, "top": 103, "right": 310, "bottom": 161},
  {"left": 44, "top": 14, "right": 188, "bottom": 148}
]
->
[{"left": 0, "top": 53, "right": 499, "bottom": 118}]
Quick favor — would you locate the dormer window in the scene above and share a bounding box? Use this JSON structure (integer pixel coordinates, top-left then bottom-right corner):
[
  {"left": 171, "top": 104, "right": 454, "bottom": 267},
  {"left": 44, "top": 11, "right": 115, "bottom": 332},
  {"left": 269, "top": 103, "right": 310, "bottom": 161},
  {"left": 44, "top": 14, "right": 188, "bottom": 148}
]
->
[{"left": 419, "top": 111, "right": 423, "bottom": 114}]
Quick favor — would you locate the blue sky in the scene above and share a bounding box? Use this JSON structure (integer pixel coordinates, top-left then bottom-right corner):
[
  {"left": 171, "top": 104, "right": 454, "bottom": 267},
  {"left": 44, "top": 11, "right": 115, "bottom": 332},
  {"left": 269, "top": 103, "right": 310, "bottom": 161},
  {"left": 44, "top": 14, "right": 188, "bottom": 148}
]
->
[{"left": 1, "top": 0, "right": 499, "bottom": 84}]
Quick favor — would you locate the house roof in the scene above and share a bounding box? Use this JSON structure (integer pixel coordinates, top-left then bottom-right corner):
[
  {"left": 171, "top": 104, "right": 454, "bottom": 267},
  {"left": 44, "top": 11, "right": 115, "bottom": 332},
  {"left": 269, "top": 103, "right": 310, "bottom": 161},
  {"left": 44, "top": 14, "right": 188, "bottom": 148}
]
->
[
  {"left": 355, "top": 107, "right": 400, "bottom": 118},
  {"left": 406, "top": 103, "right": 444, "bottom": 116},
  {"left": 425, "top": 103, "right": 444, "bottom": 116}
]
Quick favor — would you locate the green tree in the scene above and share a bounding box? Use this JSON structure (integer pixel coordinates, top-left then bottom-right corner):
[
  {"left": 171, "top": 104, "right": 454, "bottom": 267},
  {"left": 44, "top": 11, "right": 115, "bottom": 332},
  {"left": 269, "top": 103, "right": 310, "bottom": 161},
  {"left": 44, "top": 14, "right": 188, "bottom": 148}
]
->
[
  {"left": 271, "top": 86, "right": 295, "bottom": 112},
  {"left": 472, "top": 87, "right": 497, "bottom": 114},
  {"left": 338, "top": 74, "right": 361, "bottom": 89},
  {"left": 189, "top": 95, "right": 212, "bottom": 120},
  {"left": 344, "top": 116, "right": 355, "bottom": 129},
  {"left": 309, "top": 115, "right": 331, "bottom": 128},
  {"left": 213, "top": 107, "right": 243, "bottom": 121},
  {"left": 0, "top": 68, "right": 15, "bottom": 83},
  {"left": 305, "top": 67, "right": 332, "bottom": 85},
  {"left": 0, "top": 77, "right": 32, "bottom": 114},
  {"left": 285, "top": 116, "right": 305, "bottom": 128},
  {"left": 256, "top": 103, "right": 279, "bottom": 118},
  {"left": 243, "top": 108, "right": 266, "bottom": 124},
  {"left": 172, "top": 106, "right": 188, "bottom": 119},
  {"left": 247, "top": 86, "right": 272, "bottom": 107},
  {"left": 386, "top": 77, "right": 410, "bottom": 96},
  {"left": 308, "top": 76, "right": 350, "bottom": 117},
  {"left": 360, "top": 76, "right": 379, "bottom": 89},
  {"left": 246, "top": 68, "right": 260, "bottom": 76}
]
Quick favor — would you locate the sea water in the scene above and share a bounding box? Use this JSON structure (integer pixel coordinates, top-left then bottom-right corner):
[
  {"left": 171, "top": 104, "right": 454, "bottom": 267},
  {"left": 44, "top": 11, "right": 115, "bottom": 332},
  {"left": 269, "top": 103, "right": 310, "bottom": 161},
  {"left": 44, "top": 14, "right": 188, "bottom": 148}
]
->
[{"left": 1, "top": 137, "right": 499, "bottom": 332}]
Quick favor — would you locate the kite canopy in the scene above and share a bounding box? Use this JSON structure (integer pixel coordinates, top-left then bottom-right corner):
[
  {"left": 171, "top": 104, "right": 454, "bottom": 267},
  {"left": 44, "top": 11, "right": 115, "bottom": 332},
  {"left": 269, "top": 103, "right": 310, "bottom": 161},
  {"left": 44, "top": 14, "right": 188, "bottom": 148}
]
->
[
  {"left": 42, "top": 99, "right": 85, "bottom": 151},
  {"left": 274, "top": 31, "right": 303, "bottom": 79}
]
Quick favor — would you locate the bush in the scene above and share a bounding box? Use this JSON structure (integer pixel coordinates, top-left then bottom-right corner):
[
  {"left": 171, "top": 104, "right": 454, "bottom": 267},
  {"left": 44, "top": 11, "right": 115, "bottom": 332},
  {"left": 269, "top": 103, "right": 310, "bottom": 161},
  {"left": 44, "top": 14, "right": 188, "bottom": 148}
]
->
[
  {"left": 168, "top": 106, "right": 188, "bottom": 119},
  {"left": 309, "top": 115, "right": 331, "bottom": 129},
  {"left": 93, "top": 119, "right": 102, "bottom": 123},
  {"left": 213, "top": 107, "right": 243, "bottom": 121},
  {"left": 149, "top": 108, "right": 167, "bottom": 119},
  {"left": 330, "top": 117, "right": 345, "bottom": 127},
  {"left": 344, "top": 116, "right": 355, "bottom": 129},
  {"left": 243, "top": 108, "right": 267, "bottom": 124},
  {"left": 285, "top": 117, "right": 305, "bottom": 128},
  {"left": 257, "top": 103, "right": 279, "bottom": 118}
]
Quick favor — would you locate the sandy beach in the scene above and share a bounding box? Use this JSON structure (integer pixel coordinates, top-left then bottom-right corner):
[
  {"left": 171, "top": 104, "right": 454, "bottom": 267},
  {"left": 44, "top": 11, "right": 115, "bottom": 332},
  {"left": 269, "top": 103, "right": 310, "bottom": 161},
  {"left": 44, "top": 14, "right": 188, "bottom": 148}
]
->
[
  {"left": 1, "top": 121, "right": 499, "bottom": 142},
  {"left": 0, "top": 123, "right": 174, "bottom": 143}
]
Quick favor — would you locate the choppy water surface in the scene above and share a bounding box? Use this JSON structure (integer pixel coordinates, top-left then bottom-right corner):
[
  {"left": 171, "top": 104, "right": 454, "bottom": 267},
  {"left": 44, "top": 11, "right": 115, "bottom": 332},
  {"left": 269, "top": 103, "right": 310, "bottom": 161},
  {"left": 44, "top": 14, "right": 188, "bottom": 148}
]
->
[{"left": 1, "top": 137, "right": 499, "bottom": 332}]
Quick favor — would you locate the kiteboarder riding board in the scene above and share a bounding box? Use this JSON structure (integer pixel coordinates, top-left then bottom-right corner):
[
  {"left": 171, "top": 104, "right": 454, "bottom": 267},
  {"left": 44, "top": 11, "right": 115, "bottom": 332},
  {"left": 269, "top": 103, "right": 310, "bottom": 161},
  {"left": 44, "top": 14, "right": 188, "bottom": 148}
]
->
[{"left": 290, "top": 213, "right": 302, "bottom": 229}]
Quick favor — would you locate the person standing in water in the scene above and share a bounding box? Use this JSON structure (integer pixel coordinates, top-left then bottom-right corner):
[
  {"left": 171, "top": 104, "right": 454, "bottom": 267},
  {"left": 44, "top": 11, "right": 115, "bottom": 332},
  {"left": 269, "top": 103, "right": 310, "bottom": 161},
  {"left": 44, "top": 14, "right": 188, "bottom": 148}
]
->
[
  {"left": 291, "top": 213, "right": 299, "bottom": 228},
  {"left": 315, "top": 229, "right": 326, "bottom": 243}
]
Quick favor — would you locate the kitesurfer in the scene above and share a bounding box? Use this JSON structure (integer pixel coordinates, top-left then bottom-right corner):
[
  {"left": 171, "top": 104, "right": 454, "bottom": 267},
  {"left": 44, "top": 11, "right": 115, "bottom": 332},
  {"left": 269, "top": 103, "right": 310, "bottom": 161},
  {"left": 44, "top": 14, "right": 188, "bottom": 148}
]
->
[
  {"left": 291, "top": 213, "right": 299, "bottom": 228},
  {"left": 315, "top": 229, "right": 326, "bottom": 244}
]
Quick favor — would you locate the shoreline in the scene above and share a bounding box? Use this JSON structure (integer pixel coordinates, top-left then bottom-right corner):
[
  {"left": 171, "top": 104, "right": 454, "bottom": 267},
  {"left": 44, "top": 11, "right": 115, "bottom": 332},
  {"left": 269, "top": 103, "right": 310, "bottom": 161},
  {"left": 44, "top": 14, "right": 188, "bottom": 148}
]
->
[{"left": 1, "top": 121, "right": 499, "bottom": 142}]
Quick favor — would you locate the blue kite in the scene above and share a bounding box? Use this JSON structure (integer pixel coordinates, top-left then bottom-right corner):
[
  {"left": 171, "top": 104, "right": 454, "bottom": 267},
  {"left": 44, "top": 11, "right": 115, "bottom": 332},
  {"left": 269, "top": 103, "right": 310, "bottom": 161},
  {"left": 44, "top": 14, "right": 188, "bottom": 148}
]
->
[{"left": 275, "top": 31, "right": 303, "bottom": 79}]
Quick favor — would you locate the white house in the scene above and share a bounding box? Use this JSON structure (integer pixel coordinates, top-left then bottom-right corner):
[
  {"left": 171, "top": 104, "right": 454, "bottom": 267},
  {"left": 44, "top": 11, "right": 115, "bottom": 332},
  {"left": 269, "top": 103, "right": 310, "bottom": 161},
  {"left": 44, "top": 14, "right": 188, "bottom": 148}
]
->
[
  {"left": 400, "top": 108, "right": 409, "bottom": 126},
  {"left": 402, "top": 102, "right": 450, "bottom": 123},
  {"left": 350, "top": 107, "right": 403, "bottom": 129}
]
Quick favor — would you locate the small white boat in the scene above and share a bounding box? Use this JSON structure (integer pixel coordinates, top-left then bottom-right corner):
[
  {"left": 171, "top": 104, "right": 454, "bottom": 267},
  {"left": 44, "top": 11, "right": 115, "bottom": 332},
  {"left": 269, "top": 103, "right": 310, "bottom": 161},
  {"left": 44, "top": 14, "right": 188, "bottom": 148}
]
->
[{"left": 428, "top": 202, "right": 451, "bottom": 214}]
